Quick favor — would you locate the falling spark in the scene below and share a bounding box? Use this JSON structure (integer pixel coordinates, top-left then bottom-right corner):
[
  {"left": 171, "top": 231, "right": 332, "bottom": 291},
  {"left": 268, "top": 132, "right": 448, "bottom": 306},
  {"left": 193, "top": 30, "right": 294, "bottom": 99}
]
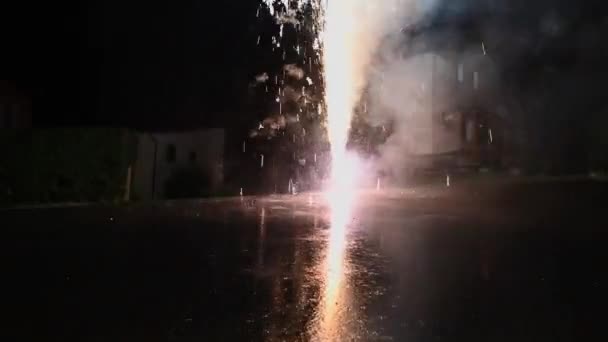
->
[
  {"left": 306, "top": 77, "right": 313, "bottom": 85},
  {"left": 242, "top": 140, "right": 246, "bottom": 153},
  {"left": 280, "top": 24, "right": 284, "bottom": 38},
  {"left": 257, "top": 35, "right": 261, "bottom": 45},
  {"left": 489, "top": 129, "right": 493, "bottom": 144},
  {"left": 260, "top": 154, "right": 265, "bottom": 168},
  {"left": 240, "top": 187, "right": 244, "bottom": 196},
  {"left": 446, "top": 174, "right": 451, "bottom": 187},
  {"left": 259, "top": 122, "right": 264, "bottom": 129},
  {"left": 482, "top": 42, "right": 487, "bottom": 55}
]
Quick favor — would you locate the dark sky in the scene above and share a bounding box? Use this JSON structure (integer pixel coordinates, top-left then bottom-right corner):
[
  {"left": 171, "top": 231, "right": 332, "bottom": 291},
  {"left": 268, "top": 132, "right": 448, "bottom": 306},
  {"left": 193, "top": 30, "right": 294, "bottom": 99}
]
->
[
  {"left": 2, "top": 0, "right": 260, "bottom": 130},
  {"left": 1, "top": 0, "right": 607, "bottom": 131}
]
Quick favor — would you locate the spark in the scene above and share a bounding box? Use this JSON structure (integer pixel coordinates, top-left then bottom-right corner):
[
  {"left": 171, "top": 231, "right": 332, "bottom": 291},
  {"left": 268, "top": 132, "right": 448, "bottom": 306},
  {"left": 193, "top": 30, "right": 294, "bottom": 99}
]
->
[
  {"left": 482, "top": 41, "right": 487, "bottom": 55},
  {"left": 263, "top": 0, "right": 274, "bottom": 16},
  {"left": 489, "top": 129, "right": 493, "bottom": 144},
  {"left": 260, "top": 154, "right": 265, "bottom": 168}
]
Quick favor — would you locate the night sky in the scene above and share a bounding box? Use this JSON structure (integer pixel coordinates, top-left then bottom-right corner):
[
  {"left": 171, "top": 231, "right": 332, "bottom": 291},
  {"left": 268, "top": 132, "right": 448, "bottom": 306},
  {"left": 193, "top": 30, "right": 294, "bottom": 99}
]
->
[{"left": 2, "top": 0, "right": 607, "bottom": 132}]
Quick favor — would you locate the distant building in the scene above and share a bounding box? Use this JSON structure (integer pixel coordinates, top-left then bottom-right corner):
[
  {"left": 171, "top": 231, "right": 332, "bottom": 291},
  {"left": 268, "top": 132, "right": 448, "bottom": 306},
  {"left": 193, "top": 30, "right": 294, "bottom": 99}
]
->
[
  {"left": 0, "top": 81, "right": 32, "bottom": 129},
  {"left": 133, "top": 129, "right": 224, "bottom": 200},
  {"left": 376, "top": 32, "right": 520, "bottom": 178}
]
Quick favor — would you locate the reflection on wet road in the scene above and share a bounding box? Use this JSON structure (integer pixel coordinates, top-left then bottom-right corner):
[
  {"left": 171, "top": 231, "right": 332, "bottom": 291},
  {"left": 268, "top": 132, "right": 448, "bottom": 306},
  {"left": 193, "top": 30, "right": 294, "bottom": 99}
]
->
[
  {"left": 313, "top": 188, "right": 355, "bottom": 341},
  {"left": 2, "top": 183, "right": 608, "bottom": 341}
]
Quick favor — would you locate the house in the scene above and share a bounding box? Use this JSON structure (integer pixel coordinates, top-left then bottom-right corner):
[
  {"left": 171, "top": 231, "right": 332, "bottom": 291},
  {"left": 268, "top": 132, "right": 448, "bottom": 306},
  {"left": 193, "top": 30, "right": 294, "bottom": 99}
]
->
[{"left": 133, "top": 129, "right": 225, "bottom": 200}]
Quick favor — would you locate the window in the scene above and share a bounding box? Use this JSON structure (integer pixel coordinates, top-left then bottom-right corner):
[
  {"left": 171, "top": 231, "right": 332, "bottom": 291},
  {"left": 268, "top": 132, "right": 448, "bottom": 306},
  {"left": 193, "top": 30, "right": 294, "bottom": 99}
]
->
[
  {"left": 189, "top": 151, "right": 197, "bottom": 163},
  {"left": 473, "top": 71, "right": 479, "bottom": 90},
  {"left": 457, "top": 63, "right": 464, "bottom": 83},
  {"left": 166, "top": 144, "right": 176, "bottom": 163}
]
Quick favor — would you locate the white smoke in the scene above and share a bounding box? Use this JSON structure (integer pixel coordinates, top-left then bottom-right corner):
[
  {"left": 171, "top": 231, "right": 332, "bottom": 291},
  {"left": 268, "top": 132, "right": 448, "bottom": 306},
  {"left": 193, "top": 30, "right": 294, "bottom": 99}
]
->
[
  {"left": 283, "top": 64, "right": 305, "bottom": 80},
  {"left": 364, "top": 15, "right": 503, "bottom": 182},
  {"left": 255, "top": 72, "right": 270, "bottom": 83},
  {"left": 320, "top": 0, "right": 439, "bottom": 179}
]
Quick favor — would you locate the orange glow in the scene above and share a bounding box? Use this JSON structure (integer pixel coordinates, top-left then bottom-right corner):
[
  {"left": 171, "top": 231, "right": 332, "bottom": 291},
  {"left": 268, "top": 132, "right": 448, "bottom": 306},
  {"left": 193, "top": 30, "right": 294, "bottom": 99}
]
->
[
  {"left": 315, "top": 181, "right": 353, "bottom": 339},
  {"left": 315, "top": 0, "right": 363, "bottom": 335}
]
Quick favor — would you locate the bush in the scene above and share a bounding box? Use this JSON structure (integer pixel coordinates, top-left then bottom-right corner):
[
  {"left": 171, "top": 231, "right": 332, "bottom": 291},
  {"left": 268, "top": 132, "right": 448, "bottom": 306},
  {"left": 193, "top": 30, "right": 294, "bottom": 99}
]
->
[
  {"left": 0, "top": 129, "right": 136, "bottom": 206},
  {"left": 164, "top": 165, "right": 211, "bottom": 199}
]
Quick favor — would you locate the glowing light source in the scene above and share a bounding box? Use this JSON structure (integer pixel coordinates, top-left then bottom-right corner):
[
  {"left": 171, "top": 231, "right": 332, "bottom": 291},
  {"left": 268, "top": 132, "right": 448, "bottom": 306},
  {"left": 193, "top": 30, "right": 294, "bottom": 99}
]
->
[{"left": 322, "top": 0, "right": 358, "bottom": 188}]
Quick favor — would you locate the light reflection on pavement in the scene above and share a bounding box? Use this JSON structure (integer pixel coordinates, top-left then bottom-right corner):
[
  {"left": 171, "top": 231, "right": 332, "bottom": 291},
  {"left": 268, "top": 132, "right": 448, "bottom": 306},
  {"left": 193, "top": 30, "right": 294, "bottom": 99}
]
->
[{"left": 2, "top": 184, "right": 608, "bottom": 341}]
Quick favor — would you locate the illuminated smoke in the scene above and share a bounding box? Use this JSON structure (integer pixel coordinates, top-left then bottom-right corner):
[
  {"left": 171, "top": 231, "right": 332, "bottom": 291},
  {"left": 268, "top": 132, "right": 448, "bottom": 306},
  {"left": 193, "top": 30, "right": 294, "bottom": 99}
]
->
[
  {"left": 319, "top": 0, "right": 434, "bottom": 187},
  {"left": 283, "top": 64, "right": 305, "bottom": 80}
]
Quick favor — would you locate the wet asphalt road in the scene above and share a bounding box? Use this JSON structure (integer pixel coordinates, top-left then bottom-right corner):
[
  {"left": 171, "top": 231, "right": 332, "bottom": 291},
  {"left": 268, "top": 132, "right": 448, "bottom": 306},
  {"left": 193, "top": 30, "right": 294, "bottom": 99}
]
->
[{"left": 2, "top": 180, "right": 608, "bottom": 341}]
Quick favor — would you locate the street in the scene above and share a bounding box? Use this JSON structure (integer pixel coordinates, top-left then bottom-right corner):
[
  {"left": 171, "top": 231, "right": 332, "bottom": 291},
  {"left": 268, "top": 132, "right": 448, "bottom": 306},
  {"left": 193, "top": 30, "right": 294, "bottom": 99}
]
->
[{"left": 2, "top": 179, "right": 607, "bottom": 341}]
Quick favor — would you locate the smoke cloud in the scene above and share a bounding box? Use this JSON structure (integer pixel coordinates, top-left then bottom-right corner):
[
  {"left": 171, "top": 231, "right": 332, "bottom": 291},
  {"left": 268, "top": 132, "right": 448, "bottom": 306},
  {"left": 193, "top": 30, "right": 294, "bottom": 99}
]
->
[
  {"left": 283, "top": 64, "right": 305, "bottom": 80},
  {"left": 327, "top": 0, "right": 439, "bottom": 179}
]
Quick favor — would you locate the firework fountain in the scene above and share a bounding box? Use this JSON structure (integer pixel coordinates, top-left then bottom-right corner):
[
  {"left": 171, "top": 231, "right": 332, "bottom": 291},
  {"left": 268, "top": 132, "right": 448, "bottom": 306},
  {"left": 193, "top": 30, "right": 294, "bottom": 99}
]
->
[{"left": 253, "top": 1, "right": 416, "bottom": 337}]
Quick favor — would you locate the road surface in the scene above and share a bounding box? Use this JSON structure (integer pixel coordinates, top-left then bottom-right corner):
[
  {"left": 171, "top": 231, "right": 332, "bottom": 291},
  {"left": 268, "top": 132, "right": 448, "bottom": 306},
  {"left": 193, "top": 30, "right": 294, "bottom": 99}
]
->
[{"left": 2, "top": 180, "right": 607, "bottom": 341}]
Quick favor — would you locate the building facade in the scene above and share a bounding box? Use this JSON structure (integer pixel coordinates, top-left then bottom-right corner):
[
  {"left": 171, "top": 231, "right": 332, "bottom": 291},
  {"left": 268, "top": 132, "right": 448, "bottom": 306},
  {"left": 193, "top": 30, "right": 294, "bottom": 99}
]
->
[
  {"left": 0, "top": 81, "right": 32, "bottom": 129},
  {"left": 133, "top": 129, "right": 224, "bottom": 200}
]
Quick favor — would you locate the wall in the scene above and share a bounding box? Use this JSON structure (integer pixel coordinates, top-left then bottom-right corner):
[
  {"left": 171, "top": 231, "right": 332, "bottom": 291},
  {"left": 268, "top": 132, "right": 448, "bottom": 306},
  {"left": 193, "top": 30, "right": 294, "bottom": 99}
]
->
[
  {"left": 0, "top": 81, "right": 32, "bottom": 129},
  {"left": 134, "top": 129, "right": 225, "bottom": 200},
  {"left": 0, "top": 129, "right": 134, "bottom": 206}
]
